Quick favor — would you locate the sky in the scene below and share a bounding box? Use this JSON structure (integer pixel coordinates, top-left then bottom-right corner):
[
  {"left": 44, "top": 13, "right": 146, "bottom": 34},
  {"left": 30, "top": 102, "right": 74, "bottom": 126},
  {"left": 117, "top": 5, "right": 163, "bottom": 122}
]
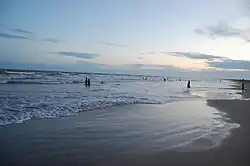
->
[{"left": 1, "top": 0, "right": 250, "bottom": 78}]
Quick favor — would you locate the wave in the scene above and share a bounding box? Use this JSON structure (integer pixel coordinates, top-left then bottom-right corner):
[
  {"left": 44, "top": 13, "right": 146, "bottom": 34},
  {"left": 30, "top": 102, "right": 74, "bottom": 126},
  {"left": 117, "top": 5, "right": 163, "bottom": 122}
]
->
[
  {"left": 0, "top": 98, "right": 164, "bottom": 125},
  {"left": 4, "top": 80, "right": 61, "bottom": 84},
  {"left": 0, "top": 72, "right": 240, "bottom": 126},
  {"left": 3, "top": 80, "right": 92, "bottom": 84},
  {"left": 9, "top": 75, "right": 43, "bottom": 80},
  {"left": 0, "top": 70, "right": 8, "bottom": 75},
  {"left": 4, "top": 71, "right": 35, "bottom": 75},
  {"left": 47, "top": 72, "right": 62, "bottom": 76}
]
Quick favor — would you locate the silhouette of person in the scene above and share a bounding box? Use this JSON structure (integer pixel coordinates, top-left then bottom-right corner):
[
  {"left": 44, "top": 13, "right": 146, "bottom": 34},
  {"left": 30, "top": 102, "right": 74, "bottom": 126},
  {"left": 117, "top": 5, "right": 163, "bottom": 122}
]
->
[
  {"left": 85, "top": 77, "right": 88, "bottom": 86},
  {"left": 87, "top": 79, "right": 90, "bottom": 86},
  {"left": 187, "top": 80, "right": 191, "bottom": 88},
  {"left": 242, "top": 79, "right": 245, "bottom": 90},
  {"left": 164, "top": 78, "right": 166, "bottom": 81}
]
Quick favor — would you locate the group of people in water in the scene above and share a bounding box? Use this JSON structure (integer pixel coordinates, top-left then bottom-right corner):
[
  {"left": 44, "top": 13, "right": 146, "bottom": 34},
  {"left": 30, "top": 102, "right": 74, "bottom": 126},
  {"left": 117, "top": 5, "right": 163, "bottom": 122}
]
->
[
  {"left": 85, "top": 76, "right": 245, "bottom": 90},
  {"left": 85, "top": 77, "right": 91, "bottom": 86},
  {"left": 156, "top": 77, "right": 191, "bottom": 88},
  {"left": 163, "top": 77, "right": 190, "bottom": 88}
]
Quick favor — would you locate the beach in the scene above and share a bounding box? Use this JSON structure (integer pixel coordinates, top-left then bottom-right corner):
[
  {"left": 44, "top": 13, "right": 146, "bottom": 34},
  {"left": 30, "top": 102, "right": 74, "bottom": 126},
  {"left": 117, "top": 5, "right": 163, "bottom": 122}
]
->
[
  {"left": 2, "top": 1, "right": 250, "bottom": 165},
  {"left": 0, "top": 71, "right": 250, "bottom": 166},
  {"left": 1, "top": 99, "right": 250, "bottom": 166},
  {"left": 117, "top": 99, "right": 250, "bottom": 166}
]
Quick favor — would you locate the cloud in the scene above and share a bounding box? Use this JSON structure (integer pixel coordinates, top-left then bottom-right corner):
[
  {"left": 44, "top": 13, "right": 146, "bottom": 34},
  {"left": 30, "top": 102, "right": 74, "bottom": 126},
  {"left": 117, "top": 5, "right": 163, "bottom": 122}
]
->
[
  {"left": 147, "top": 52, "right": 155, "bottom": 55},
  {"left": 0, "top": 61, "right": 107, "bottom": 73},
  {"left": 0, "top": 32, "right": 30, "bottom": 40},
  {"left": 101, "top": 63, "right": 186, "bottom": 76},
  {"left": 165, "top": 52, "right": 227, "bottom": 61},
  {"left": 42, "top": 38, "right": 66, "bottom": 43},
  {"left": 55, "top": 51, "right": 99, "bottom": 59},
  {"left": 207, "top": 59, "right": 250, "bottom": 70},
  {"left": 194, "top": 21, "right": 250, "bottom": 42},
  {"left": 1, "top": 27, "right": 65, "bottom": 43},
  {"left": 11, "top": 28, "right": 35, "bottom": 35},
  {"left": 140, "top": 52, "right": 156, "bottom": 55},
  {"left": 100, "top": 41, "right": 128, "bottom": 48},
  {"left": 164, "top": 52, "right": 250, "bottom": 70},
  {"left": 123, "top": 63, "right": 183, "bottom": 71},
  {"left": 138, "top": 57, "right": 143, "bottom": 59},
  {"left": 193, "top": 29, "right": 206, "bottom": 35},
  {"left": 0, "top": 32, "right": 65, "bottom": 43}
]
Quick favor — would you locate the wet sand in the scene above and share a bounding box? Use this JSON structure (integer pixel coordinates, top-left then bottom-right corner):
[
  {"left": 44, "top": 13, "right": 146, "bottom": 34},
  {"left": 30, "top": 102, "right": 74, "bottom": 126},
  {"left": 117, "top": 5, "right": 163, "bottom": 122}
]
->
[{"left": 116, "top": 100, "right": 250, "bottom": 166}]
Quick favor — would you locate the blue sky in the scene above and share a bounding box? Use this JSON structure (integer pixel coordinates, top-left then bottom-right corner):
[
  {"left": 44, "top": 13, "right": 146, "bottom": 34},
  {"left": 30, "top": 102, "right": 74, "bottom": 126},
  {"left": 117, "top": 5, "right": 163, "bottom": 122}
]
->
[{"left": 1, "top": 0, "right": 250, "bottom": 78}]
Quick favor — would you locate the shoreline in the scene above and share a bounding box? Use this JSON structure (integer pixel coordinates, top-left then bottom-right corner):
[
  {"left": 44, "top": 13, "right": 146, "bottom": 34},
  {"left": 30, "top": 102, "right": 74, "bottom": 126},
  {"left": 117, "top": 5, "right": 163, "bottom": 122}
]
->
[
  {"left": 206, "top": 100, "right": 250, "bottom": 165},
  {"left": 105, "top": 99, "right": 250, "bottom": 166},
  {"left": 1, "top": 100, "right": 249, "bottom": 166}
]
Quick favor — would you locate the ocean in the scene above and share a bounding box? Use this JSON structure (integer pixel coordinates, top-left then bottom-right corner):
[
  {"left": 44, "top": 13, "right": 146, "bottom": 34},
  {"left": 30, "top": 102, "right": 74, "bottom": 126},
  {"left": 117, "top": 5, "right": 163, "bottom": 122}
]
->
[{"left": 0, "top": 69, "right": 242, "bottom": 125}]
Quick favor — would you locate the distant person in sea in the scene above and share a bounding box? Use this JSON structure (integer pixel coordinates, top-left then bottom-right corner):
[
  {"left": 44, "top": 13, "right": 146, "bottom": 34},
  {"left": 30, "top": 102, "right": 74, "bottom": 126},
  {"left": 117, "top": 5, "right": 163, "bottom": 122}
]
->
[
  {"left": 180, "top": 78, "right": 182, "bottom": 81},
  {"left": 242, "top": 79, "right": 245, "bottom": 90},
  {"left": 87, "top": 79, "right": 91, "bottom": 86},
  {"left": 187, "top": 80, "right": 191, "bottom": 88},
  {"left": 85, "top": 77, "right": 88, "bottom": 86},
  {"left": 164, "top": 78, "right": 166, "bottom": 81}
]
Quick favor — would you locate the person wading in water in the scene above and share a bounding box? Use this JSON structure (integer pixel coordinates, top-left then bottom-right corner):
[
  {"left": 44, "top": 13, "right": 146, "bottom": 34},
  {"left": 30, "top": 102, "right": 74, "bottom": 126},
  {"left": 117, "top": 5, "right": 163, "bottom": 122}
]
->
[{"left": 187, "top": 80, "right": 191, "bottom": 88}]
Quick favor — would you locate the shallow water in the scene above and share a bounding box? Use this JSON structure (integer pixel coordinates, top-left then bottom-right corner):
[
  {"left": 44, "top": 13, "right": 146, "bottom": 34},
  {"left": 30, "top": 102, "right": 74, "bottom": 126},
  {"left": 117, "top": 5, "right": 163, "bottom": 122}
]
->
[
  {"left": 0, "top": 101, "right": 239, "bottom": 165},
  {"left": 0, "top": 70, "right": 242, "bottom": 125}
]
